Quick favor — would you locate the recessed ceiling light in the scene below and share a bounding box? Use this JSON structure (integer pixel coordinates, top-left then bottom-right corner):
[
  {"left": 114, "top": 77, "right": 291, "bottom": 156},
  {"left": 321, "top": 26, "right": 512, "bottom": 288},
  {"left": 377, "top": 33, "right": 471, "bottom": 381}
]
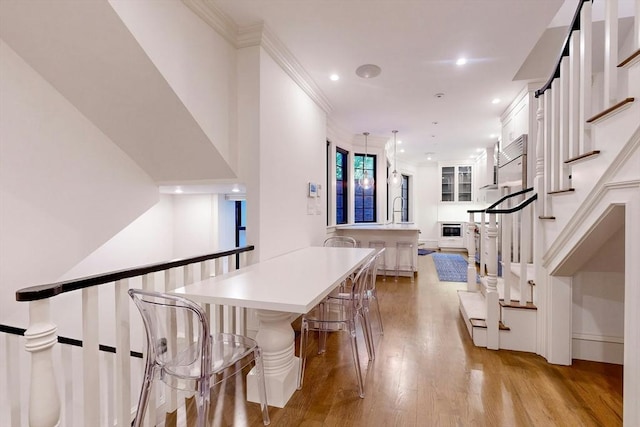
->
[
  {"left": 476, "top": 148, "right": 484, "bottom": 152},
  {"left": 434, "top": 92, "right": 445, "bottom": 98},
  {"left": 490, "top": 133, "right": 496, "bottom": 138},
  {"left": 492, "top": 98, "right": 501, "bottom": 104},
  {"left": 330, "top": 74, "right": 340, "bottom": 81},
  {"left": 400, "top": 149, "right": 405, "bottom": 153},
  {"left": 397, "top": 140, "right": 403, "bottom": 144},
  {"left": 432, "top": 121, "right": 438, "bottom": 125},
  {"left": 456, "top": 58, "right": 467, "bottom": 66},
  {"left": 355, "top": 64, "right": 382, "bottom": 79},
  {"left": 175, "top": 187, "right": 183, "bottom": 194},
  {"left": 427, "top": 156, "right": 432, "bottom": 160}
]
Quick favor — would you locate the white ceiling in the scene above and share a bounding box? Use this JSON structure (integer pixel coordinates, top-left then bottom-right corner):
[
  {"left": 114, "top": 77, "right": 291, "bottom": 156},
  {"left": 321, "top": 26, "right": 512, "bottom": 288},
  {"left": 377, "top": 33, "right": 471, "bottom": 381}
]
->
[{"left": 212, "top": 0, "right": 569, "bottom": 163}]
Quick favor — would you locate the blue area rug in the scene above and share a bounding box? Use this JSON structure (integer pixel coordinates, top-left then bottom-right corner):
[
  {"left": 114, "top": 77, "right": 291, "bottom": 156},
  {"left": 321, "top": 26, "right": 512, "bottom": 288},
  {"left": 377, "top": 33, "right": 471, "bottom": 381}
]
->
[
  {"left": 418, "top": 248, "right": 435, "bottom": 256},
  {"left": 432, "top": 253, "right": 469, "bottom": 282}
]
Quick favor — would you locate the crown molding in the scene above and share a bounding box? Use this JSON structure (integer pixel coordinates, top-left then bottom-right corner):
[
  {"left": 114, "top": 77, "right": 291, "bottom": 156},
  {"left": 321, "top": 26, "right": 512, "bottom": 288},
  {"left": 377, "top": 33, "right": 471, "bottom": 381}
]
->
[{"left": 182, "top": 0, "right": 332, "bottom": 114}]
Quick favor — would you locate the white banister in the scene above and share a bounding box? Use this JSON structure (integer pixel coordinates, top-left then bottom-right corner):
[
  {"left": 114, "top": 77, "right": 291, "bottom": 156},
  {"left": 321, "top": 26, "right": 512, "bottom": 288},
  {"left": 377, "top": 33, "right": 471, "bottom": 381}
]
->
[
  {"left": 82, "top": 287, "right": 100, "bottom": 426},
  {"left": 536, "top": 94, "right": 545, "bottom": 217},
  {"left": 480, "top": 211, "right": 486, "bottom": 275},
  {"left": 141, "top": 273, "right": 156, "bottom": 427},
  {"left": 520, "top": 205, "right": 531, "bottom": 303},
  {"left": 6, "top": 333, "right": 22, "bottom": 427},
  {"left": 604, "top": 0, "right": 619, "bottom": 107},
  {"left": 467, "top": 214, "right": 477, "bottom": 291},
  {"left": 485, "top": 213, "right": 499, "bottom": 350},
  {"left": 580, "top": 1, "right": 593, "bottom": 153},
  {"left": 114, "top": 279, "right": 131, "bottom": 427},
  {"left": 551, "top": 79, "right": 561, "bottom": 191},
  {"left": 25, "top": 300, "right": 60, "bottom": 427},
  {"left": 569, "top": 30, "right": 581, "bottom": 159},
  {"left": 559, "top": 57, "right": 571, "bottom": 189},
  {"left": 502, "top": 213, "right": 513, "bottom": 304}
]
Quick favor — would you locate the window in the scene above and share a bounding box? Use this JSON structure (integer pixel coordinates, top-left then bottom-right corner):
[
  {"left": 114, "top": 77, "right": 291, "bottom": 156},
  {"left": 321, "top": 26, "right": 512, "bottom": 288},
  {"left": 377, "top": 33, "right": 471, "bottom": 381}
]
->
[
  {"left": 336, "top": 147, "right": 348, "bottom": 224},
  {"left": 234, "top": 200, "right": 246, "bottom": 268},
  {"left": 354, "top": 154, "right": 376, "bottom": 222},
  {"left": 401, "top": 174, "right": 409, "bottom": 222},
  {"left": 441, "top": 165, "right": 473, "bottom": 202}
]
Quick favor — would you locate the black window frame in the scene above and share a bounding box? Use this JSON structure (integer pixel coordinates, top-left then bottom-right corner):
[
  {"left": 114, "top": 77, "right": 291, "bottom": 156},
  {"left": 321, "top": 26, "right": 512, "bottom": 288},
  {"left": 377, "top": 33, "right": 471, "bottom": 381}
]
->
[
  {"left": 335, "top": 146, "right": 349, "bottom": 225},
  {"left": 354, "top": 153, "right": 377, "bottom": 223},
  {"left": 401, "top": 174, "right": 409, "bottom": 222}
]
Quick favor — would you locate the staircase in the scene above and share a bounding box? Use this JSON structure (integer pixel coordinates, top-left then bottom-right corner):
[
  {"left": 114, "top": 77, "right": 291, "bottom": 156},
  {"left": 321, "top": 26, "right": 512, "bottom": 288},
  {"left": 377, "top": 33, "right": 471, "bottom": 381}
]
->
[
  {"left": 459, "top": 0, "right": 640, "bottom": 362},
  {"left": 458, "top": 1, "right": 640, "bottom": 424}
]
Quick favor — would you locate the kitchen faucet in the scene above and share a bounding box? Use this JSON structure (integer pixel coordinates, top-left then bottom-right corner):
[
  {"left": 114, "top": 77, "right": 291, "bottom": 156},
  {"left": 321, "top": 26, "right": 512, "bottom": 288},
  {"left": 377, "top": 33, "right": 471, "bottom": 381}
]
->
[{"left": 392, "top": 196, "right": 406, "bottom": 224}]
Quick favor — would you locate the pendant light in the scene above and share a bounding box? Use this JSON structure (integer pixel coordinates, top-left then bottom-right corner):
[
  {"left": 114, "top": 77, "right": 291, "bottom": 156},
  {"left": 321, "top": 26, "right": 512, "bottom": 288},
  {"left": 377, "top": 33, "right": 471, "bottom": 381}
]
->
[
  {"left": 359, "top": 132, "right": 374, "bottom": 189},
  {"left": 389, "top": 130, "right": 401, "bottom": 187}
]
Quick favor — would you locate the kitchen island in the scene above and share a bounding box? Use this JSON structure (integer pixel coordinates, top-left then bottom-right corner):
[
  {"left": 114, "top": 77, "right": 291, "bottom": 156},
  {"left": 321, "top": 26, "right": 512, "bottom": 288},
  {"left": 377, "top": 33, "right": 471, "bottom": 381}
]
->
[{"left": 335, "top": 223, "right": 420, "bottom": 278}]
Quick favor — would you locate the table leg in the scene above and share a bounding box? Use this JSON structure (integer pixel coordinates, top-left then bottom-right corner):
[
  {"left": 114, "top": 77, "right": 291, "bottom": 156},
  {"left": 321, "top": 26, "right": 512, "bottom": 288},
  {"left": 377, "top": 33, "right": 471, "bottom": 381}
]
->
[{"left": 246, "top": 310, "right": 299, "bottom": 408}]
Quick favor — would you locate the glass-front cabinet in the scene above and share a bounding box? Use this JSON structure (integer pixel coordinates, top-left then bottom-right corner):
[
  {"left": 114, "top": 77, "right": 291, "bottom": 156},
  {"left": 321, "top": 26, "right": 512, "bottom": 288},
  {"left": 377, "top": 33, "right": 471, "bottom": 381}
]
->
[{"left": 440, "top": 164, "right": 473, "bottom": 202}]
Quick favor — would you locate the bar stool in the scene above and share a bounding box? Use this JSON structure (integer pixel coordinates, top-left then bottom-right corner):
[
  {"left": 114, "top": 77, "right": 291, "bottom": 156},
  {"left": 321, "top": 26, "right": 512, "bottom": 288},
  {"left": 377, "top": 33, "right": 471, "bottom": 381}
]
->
[
  {"left": 395, "top": 241, "right": 415, "bottom": 282},
  {"left": 368, "top": 240, "right": 387, "bottom": 281}
]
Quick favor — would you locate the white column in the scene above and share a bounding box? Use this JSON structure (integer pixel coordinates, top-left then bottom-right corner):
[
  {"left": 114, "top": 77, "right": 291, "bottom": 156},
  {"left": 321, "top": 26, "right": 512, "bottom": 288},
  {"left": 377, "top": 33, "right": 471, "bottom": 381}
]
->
[
  {"left": 25, "top": 299, "right": 61, "bottom": 427},
  {"left": 467, "top": 213, "right": 477, "bottom": 291},
  {"left": 485, "top": 213, "right": 500, "bottom": 350},
  {"left": 546, "top": 276, "right": 572, "bottom": 365},
  {"left": 82, "top": 287, "right": 100, "bottom": 426},
  {"left": 551, "top": 79, "right": 560, "bottom": 191},
  {"left": 543, "top": 89, "right": 553, "bottom": 216},
  {"left": 604, "top": 0, "right": 619, "bottom": 106},
  {"left": 624, "top": 192, "right": 640, "bottom": 426},
  {"left": 247, "top": 310, "right": 298, "bottom": 408}
]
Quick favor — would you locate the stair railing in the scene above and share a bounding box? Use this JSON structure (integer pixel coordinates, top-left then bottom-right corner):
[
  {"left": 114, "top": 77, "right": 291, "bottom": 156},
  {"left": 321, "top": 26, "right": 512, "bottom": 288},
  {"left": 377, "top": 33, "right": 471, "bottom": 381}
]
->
[
  {"left": 487, "top": 193, "right": 538, "bottom": 306},
  {"left": 1, "top": 245, "right": 254, "bottom": 427},
  {"left": 467, "top": 188, "right": 534, "bottom": 350},
  {"left": 534, "top": 0, "right": 639, "bottom": 218}
]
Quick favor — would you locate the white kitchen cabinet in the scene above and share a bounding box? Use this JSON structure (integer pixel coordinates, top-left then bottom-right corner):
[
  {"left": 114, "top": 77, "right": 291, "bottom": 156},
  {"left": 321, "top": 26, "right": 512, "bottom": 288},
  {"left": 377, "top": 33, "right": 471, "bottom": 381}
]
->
[{"left": 440, "top": 164, "right": 473, "bottom": 202}]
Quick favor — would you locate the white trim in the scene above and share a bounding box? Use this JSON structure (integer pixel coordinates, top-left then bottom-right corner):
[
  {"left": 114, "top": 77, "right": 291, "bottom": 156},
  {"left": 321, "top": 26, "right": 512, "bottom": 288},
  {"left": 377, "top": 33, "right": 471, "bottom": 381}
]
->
[
  {"left": 543, "top": 126, "right": 640, "bottom": 269},
  {"left": 572, "top": 332, "right": 624, "bottom": 344},
  {"left": 183, "top": 0, "right": 332, "bottom": 114}
]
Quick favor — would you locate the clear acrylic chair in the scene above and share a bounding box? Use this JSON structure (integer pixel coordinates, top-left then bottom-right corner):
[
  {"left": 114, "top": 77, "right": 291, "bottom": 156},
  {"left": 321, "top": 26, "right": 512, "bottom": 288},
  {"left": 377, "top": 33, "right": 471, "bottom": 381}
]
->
[
  {"left": 323, "top": 236, "right": 357, "bottom": 247},
  {"left": 298, "top": 255, "right": 376, "bottom": 398},
  {"left": 326, "top": 247, "right": 385, "bottom": 360},
  {"left": 129, "top": 289, "right": 270, "bottom": 427}
]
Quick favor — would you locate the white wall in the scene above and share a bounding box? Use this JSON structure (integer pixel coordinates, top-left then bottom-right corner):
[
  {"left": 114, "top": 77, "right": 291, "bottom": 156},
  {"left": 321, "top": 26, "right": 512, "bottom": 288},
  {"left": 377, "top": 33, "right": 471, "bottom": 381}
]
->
[
  {"left": 415, "top": 163, "right": 440, "bottom": 245},
  {"left": 572, "top": 227, "right": 625, "bottom": 363},
  {"left": 0, "top": 40, "right": 158, "bottom": 325},
  {"left": 108, "top": 0, "right": 239, "bottom": 172}
]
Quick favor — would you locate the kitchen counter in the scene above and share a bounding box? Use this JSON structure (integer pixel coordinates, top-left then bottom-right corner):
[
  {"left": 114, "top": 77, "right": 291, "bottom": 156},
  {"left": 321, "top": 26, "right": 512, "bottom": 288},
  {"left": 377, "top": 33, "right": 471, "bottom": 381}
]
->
[
  {"left": 334, "top": 223, "right": 419, "bottom": 277},
  {"left": 336, "top": 222, "right": 419, "bottom": 231}
]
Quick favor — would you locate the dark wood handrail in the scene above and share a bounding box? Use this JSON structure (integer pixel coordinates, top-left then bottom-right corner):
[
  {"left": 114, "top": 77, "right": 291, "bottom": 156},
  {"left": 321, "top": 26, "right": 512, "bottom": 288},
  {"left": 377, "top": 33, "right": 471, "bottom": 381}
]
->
[
  {"left": 535, "top": 0, "right": 591, "bottom": 98},
  {"left": 16, "top": 245, "right": 255, "bottom": 302},
  {"left": 467, "top": 187, "right": 534, "bottom": 214},
  {"left": 0, "top": 324, "right": 143, "bottom": 358},
  {"left": 486, "top": 193, "right": 538, "bottom": 214}
]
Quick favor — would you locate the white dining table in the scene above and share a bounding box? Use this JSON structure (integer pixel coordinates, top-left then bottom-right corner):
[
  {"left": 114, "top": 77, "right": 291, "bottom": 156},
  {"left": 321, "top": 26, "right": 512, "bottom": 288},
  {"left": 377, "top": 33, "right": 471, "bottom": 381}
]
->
[{"left": 172, "top": 246, "right": 374, "bottom": 407}]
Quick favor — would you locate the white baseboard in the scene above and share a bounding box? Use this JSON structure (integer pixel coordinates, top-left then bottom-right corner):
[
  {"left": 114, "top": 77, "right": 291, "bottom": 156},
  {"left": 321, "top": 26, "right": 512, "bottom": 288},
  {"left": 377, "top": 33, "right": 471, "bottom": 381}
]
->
[{"left": 572, "top": 333, "right": 624, "bottom": 364}]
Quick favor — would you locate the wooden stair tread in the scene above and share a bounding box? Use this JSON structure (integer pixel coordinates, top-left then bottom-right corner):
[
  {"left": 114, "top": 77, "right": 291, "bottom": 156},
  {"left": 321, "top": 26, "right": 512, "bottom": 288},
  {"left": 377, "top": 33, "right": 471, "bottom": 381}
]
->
[
  {"left": 548, "top": 188, "right": 575, "bottom": 195},
  {"left": 586, "top": 97, "right": 635, "bottom": 123},
  {"left": 618, "top": 48, "right": 640, "bottom": 68},
  {"left": 564, "top": 150, "right": 601, "bottom": 164},
  {"left": 469, "top": 318, "right": 510, "bottom": 331},
  {"left": 500, "top": 300, "right": 537, "bottom": 310}
]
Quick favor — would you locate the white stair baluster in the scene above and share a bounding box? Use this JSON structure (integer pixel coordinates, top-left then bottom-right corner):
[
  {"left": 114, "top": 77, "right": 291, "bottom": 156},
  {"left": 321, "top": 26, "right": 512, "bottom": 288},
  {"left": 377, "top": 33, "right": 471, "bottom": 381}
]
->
[
  {"left": 467, "top": 213, "right": 477, "bottom": 291},
  {"left": 502, "top": 214, "right": 512, "bottom": 304},
  {"left": 580, "top": 1, "right": 593, "bottom": 153},
  {"left": 82, "top": 286, "right": 100, "bottom": 426},
  {"left": 559, "top": 57, "right": 571, "bottom": 189},
  {"left": 569, "top": 30, "right": 581, "bottom": 159},
  {"left": 115, "top": 279, "right": 131, "bottom": 427},
  {"left": 604, "top": 0, "right": 619, "bottom": 107},
  {"left": 141, "top": 273, "right": 156, "bottom": 427}
]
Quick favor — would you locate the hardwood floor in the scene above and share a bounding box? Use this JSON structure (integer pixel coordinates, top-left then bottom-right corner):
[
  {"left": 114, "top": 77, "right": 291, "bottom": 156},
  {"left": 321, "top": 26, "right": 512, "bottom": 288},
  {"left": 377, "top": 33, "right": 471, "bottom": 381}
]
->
[{"left": 204, "top": 254, "right": 623, "bottom": 426}]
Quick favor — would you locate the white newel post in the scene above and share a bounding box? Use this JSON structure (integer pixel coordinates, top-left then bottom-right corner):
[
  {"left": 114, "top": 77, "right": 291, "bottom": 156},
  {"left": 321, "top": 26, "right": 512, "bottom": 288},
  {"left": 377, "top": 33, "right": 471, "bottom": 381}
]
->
[
  {"left": 536, "top": 95, "right": 545, "bottom": 217},
  {"left": 486, "top": 213, "right": 500, "bottom": 350},
  {"left": 467, "top": 213, "right": 477, "bottom": 291},
  {"left": 24, "top": 299, "right": 61, "bottom": 427}
]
